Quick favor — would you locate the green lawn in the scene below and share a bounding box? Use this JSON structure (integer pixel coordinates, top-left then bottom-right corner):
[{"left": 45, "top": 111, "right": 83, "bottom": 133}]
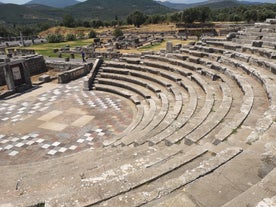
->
[
  {"left": 21, "top": 38, "right": 190, "bottom": 58},
  {"left": 27, "top": 39, "right": 94, "bottom": 58}
]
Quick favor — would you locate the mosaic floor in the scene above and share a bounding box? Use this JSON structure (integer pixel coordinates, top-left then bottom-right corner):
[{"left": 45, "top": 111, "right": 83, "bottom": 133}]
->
[{"left": 0, "top": 79, "right": 134, "bottom": 165}]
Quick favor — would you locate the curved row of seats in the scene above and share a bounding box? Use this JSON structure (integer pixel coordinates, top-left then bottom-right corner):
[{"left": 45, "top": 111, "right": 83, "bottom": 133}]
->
[
  {"left": 2, "top": 27, "right": 275, "bottom": 206},
  {"left": 94, "top": 58, "right": 226, "bottom": 147},
  {"left": 77, "top": 38, "right": 275, "bottom": 206}
]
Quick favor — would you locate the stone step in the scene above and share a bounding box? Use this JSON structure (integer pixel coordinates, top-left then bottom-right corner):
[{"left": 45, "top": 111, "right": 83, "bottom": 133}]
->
[
  {"left": 194, "top": 44, "right": 276, "bottom": 74},
  {"left": 111, "top": 94, "right": 176, "bottom": 146},
  {"left": 142, "top": 191, "right": 199, "bottom": 207},
  {"left": 99, "top": 71, "right": 162, "bottom": 94},
  {"left": 51, "top": 144, "right": 211, "bottom": 206},
  {"left": 222, "top": 168, "right": 276, "bottom": 207},
  {"left": 141, "top": 55, "right": 221, "bottom": 146},
  {"left": 173, "top": 54, "right": 256, "bottom": 145},
  {"left": 95, "top": 79, "right": 164, "bottom": 146},
  {"left": 93, "top": 147, "right": 243, "bottom": 207},
  {"left": 175, "top": 48, "right": 275, "bottom": 145},
  {"left": 100, "top": 62, "right": 197, "bottom": 147},
  {"left": 149, "top": 53, "right": 258, "bottom": 147},
  {"left": 185, "top": 81, "right": 232, "bottom": 145},
  {"left": 146, "top": 81, "right": 198, "bottom": 146},
  {"left": 208, "top": 40, "right": 276, "bottom": 59},
  {"left": 97, "top": 78, "right": 154, "bottom": 100},
  {"left": 118, "top": 91, "right": 183, "bottom": 146}
]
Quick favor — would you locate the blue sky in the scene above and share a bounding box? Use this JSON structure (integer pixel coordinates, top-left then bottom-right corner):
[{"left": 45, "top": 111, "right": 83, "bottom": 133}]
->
[
  {"left": 1, "top": 0, "right": 275, "bottom": 4},
  {"left": 0, "top": 0, "right": 85, "bottom": 3}
]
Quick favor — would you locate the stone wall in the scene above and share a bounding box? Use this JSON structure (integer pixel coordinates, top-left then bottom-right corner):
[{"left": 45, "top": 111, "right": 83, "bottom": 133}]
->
[
  {"left": 0, "top": 55, "right": 46, "bottom": 86},
  {"left": 0, "top": 66, "right": 6, "bottom": 86},
  {"left": 24, "top": 55, "right": 47, "bottom": 76},
  {"left": 46, "top": 61, "right": 81, "bottom": 72},
  {"left": 58, "top": 63, "right": 93, "bottom": 84}
]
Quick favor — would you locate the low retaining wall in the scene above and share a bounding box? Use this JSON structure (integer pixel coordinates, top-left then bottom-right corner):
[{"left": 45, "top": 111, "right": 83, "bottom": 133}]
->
[
  {"left": 58, "top": 63, "right": 93, "bottom": 84},
  {"left": 83, "top": 58, "right": 103, "bottom": 91},
  {"left": 46, "top": 61, "right": 81, "bottom": 72}
]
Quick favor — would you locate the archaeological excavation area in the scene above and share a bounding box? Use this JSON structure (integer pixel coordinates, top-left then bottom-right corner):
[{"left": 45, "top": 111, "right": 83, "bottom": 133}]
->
[{"left": 0, "top": 20, "right": 276, "bottom": 206}]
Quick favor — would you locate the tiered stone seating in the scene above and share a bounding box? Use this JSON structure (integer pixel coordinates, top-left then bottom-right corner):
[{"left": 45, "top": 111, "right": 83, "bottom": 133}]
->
[
  {"left": 82, "top": 24, "right": 275, "bottom": 206},
  {"left": 1, "top": 22, "right": 275, "bottom": 207},
  {"left": 96, "top": 61, "right": 188, "bottom": 146},
  {"left": 183, "top": 43, "right": 276, "bottom": 145}
]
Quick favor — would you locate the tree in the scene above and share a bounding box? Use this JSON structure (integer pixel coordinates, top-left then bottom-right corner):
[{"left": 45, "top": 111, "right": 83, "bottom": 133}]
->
[
  {"left": 88, "top": 30, "right": 97, "bottom": 38},
  {"left": 113, "top": 27, "right": 123, "bottom": 38},
  {"left": 127, "top": 11, "right": 147, "bottom": 28},
  {"left": 63, "top": 14, "right": 75, "bottom": 28},
  {"left": 0, "top": 24, "right": 9, "bottom": 37},
  {"left": 244, "top": 9, "right": 258, "bottom": 22},
  {"left": 91, "top": 20, "right": 104, "bottom": 28},
  {"left": 83, "top": 21, "right": 90, "bottom": 28},
  {"left": 46, "top": 34, "right": 64, "bottom": 43},
  {"left": 198, "top": 7, "right": 211, "bottom": 23},
  {"left": 66, "top": 33, "right": 76, "bottom": 41},
  {"left": 182, "top": 8, "right": 197, "bottom": 23}
]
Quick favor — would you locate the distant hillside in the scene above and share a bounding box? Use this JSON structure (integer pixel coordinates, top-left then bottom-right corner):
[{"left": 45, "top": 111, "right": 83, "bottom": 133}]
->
[
  {"left": 0, "top": 4, "right": 63, "bottom": 24},
  {"left": 65, "top": 0, "right": 173, "bottom": 20},
  {"left": 197, "top": 0, "right": 242, "bottom": 9},
  {"left": 26, "top": 0, "right": 80, "bottom": 8},
  {"left": 0, "top": 0, "right": 173, "bottom": 24},
  {"left": 157, "top": 1, "right": 189, "bottom": 10},
  {"left": 158, "top": 0, "right": 262, "bottom": 10}
]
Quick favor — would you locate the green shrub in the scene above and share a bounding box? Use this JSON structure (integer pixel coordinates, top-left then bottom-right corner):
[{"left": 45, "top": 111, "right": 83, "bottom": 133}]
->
[
  {"left": 46, "top": 34, "right": 65, "bottom": 43},
  {"left": 113, "top": 27, "right": 123, "bottom": 38},
  {"left": 66, "top": 33, "right": 76, "bottom": 41},
  {"left": 88, "top": 30, "right": 97, "bottom": 38}
]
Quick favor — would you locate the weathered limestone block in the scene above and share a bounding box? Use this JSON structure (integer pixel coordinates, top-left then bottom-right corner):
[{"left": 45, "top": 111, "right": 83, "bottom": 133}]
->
[
  {"left": 256, "top": 196, "right": 276, "bottom": 207},
  {"left": 38, "top": 75, "right": 51, "bottom": 83},
  {"left": 166, "top": 42, "right": 173, "bottom": 53},
  {"left": 258, "top": 142, "right": 276, "bottom": 178},
  {"left": 252, "top": 41, "right": 263, "bottom": 47}
]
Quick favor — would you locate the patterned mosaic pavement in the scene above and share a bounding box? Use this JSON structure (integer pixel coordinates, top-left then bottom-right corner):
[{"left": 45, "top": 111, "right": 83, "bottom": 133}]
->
[{"left": 0, "top": 78, "right": 134, "bottom": 165}]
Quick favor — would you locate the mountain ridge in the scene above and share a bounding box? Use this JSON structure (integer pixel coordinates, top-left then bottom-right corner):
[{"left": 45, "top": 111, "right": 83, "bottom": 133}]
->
[
  {"left": 0, "top": 0, "right": 274, "bottom": 25},
  {"left": 66, "top": 0, "right": 172, "bottom": 20},
  {"left": 25, "top": 0, "right": 80, "bottom": 8},
  {"left": 157, "top": 0, "right": 265, "bottom": 10},
  {"left": 0, "top": 0, "right": 173, "bottom": 24}
]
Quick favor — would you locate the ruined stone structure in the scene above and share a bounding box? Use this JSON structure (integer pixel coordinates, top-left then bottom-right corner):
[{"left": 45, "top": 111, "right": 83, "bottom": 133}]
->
[
  {"left": 0, "top": 58, "right": 32, "bottom": 93},
  {"left": 0, "top": 54, "right": 46, "bottom": 87},
  {"left": 0, "top": 20, "right": 275, "bottom": 207}
]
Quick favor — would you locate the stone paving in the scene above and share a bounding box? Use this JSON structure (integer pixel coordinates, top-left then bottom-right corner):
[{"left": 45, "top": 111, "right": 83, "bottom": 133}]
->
[{"left": 0, "top": 78, "right": 133, "bottom": 165}]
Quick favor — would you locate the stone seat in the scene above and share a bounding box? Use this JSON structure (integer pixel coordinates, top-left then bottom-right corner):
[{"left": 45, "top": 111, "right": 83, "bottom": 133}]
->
[
  {"left": 94, "top": 82, "right": 155, "bottom": 145},
  {"left": 115, "top": 89, "right": 183, "bottom": 146},
  {"left": 194, "top": 44, "right": 276, "bottom": 74},
  {"left": 185, "top": 82, "right": 232, "bottom": 145},
  {"left": 101, "top": 60, "right": 209, "bottom": 144},
  {"left": 76, "top": 146, "right": 242, "bottom": 206},
  {"left": 174, "top": 48, "right": 275, "bottom": 146},
  {"left": 221, "top": 166, "right": 276, "bottom": 207},
  {"left": 99, "top": 69, "right": 162, "bottom": 93},
  {"left": 95, "top": 68, "right": 177, "bottom": 144},
  {"left": 144, "top": 54, "right": 221, "bottom": 82},
  {"left": 235, "top": 35, "right": 262, "bottom": 40},
  {"left": 113, "top": 92, "right": 171, "bottom": 147},
  {"left": 206, "top": 40, "right": 276, "bottom": 59},
  {"left": 147, "top": 53, "right": 259, "bottom": 147},
  {"left": 136, "top": 57, "right": 231, "bottom": 144},
  {"left": 104, "top": 62, "right": 173, "bottom": 87},
  {"left": 96, "top": 78, "right": 154, "bottom": 100}
]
